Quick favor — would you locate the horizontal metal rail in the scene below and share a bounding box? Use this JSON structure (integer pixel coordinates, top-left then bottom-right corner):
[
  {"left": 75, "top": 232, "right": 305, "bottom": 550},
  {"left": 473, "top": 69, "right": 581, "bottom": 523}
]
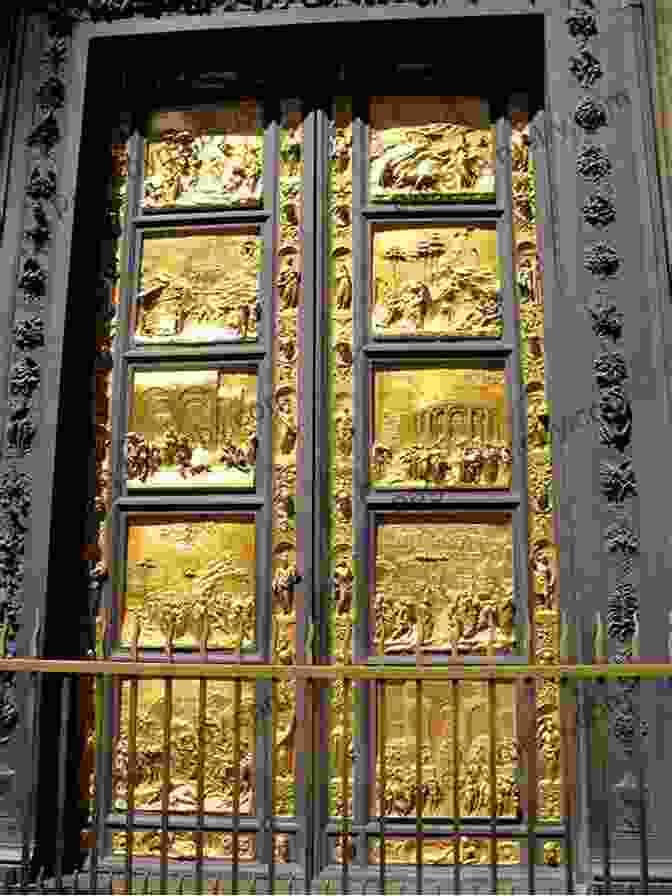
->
[{"left": 0, "top": 658, "right": 669, "bottom": 679}]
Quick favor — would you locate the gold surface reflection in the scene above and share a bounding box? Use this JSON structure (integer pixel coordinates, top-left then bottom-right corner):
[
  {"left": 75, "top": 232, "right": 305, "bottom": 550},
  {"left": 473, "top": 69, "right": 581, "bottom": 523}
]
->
[
  {"left": 121, "top": 519, "right": 255, "bottom": 650},
  {"left": 369, "top": 96, "right": 495, "bottom": 202},
  {"left": 369, "top": 838, "right": 520, "bottom": 866},
  {"left": 135, "top": 230, "right": 261, "bottom": 343},
  {"left": 143, "top": 102, "right": 263, "bottom": 209},
  {"left": 372, "top": 368, "right": 511, "bottom": 489},
  {"left": 114, "top": 679, "right": 256, "bottom": 817},
  {"left": 127, "top": 369, "right": 257, "bottom": 489},
  {"left": 113, "top": 831, "right": 258, "bottom": 861},
  {"left": 375, "top": 519, "right": 514, "bottom": 655},
  {"left": 372, "top": 226, "right": 500, "bottom": 337},
  {"left": 371, "top": 679, "right": 519, "bottom": 863}
]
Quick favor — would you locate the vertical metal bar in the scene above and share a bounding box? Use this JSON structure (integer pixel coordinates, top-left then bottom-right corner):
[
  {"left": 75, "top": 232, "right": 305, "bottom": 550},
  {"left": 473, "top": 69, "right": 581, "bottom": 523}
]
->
[
  {"left": 160, "top": 677, "right": 173, "bottom": 895},
  {"left": 415, "top": 679, "right": 423, "bottom": 895},
  {"left": 54, "top": 674, "right": 72, "bottom": 891},
  {"left": 452, "top": 680, "right": 461, "bottom": 896},
  {"left": 488, "top": 679, "right": 498, "bottom": 895},
  {"left": 232, "top": 677, "right": 242, "bottom": 896},
  {"left": 90, "top": 669, "right": 103, "bottom": 896},
  {"left": 524, "top": 676, "right": 537, "bottom": 895},
  {"left": 597, "top": 676, "right": 611, "bottom": 895},
  {"left": 195, "top": 674, "right": 207, "bottom": 896},
  {"left": 23, "top": 669, "right": 43, "bottom": 892},
  {"left": 632, "top": 676, "right": 648, "bottom": 894},
  {"left": 268, "top": 678, "right": 276, "bottom": 895},
  {"left": 559, "top": 672, "right": 575, "bottom": 894},
  {"left": 125, "top": 677, "right": 138, "bottom": 894},
  {"left": 378, "top": 680, "right": 386, "bottom": 896},
  {"left": 341, "top": 675, "right": 351, "bottom": 895}
]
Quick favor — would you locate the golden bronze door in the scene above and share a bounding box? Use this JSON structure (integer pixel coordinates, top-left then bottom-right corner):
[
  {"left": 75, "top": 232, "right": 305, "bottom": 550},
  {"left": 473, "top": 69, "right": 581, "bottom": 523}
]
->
[{"left": 95, "top": 83, "right": 560, "bottom": 881}]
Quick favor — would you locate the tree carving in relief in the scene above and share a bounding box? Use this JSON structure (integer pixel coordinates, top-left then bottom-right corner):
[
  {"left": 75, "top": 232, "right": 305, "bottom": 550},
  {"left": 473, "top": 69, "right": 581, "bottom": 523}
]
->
[{"left": 372, "top": 228, "right": 501, "bottom": 338}]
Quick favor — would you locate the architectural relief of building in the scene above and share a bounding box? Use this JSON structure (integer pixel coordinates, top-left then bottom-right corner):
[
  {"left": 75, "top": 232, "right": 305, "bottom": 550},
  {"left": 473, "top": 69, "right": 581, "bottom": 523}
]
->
[{"left": 0, "top": 1, "right": 671, "bottom": 892}]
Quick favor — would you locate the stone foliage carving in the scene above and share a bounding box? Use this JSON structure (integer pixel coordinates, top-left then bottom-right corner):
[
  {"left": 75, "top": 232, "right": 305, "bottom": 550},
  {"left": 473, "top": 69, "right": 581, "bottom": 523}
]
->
[
  {"left": 582, "top": 193, "right": 615, "bottom": 229},
  {"left": 13, "top": 317, "right": 45, "bottom": 352},
  {"left": 566, "top": 7, "right": 598, "bottom": 43},
  {"left": 569, "top": 50, "right": 603, "bottom": 88},
  {"left": 605, "top": 521, "right": 639, "bottom": 555},
  {"left": 24, "top": 204, "right": 52, "bottom": 250},
  {"left": 594, "top": 351, "right": 627, "bottom": 387},
  {"left": 567, "top": 0, "right": 644, "bottom": 834},
  {"left": 9, "top": 358, "right": 41, "bottom": 401},
  {"left": 599, "top": 459, "right": 637, "bottom": 503},
  {"left": 18, "top": 259, "right": 48, "bottom": 301},
  {"left": 0, "top": 467, "right": 32, "bottom": 738},
  {"left": 576, "top": 144, "right": 612, "bottom": 182},
  {"left": 26, "top": 166, "right": 58, "bottom": 202},
  {"left": 574, "top": 97, "right": 608, "bottom": 133},
  {"left": 597, "top": 386, "right": 632, "bottom": 452},
  {"left": 584, "top": 242, "right": 620, "bottom": 278},
  {"left": 26, "top": 111, "right": 61, "bottom": 155},
  {"left": 588, "top": 293, "right": 623, "bottom": 341},
  {"left": 0, "top": 9, "right": 70, "bottom": 748}
]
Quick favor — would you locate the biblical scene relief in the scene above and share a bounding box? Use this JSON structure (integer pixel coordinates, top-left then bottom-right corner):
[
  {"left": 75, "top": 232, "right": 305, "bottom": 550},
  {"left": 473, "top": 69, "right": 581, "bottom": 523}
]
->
[
  {"left": 372, "top": 368, "right": 511, "bottom": 489},
  {"left": 143, "top": 102, "right": 263, "bottom": 209},
  {"left": 371, "top": 226, "right": 501, "bottom": 338},
  {"left": 375, "top": 520, "right": 514, "bottom": 655},
  {"left": 127, "top": 370, "right": 257, "bottom": 489},
  {"left": 369, "top": 96, "right": 495, "bottom": 203},
  {"left": 134, "top": 230, "right": 261, "bottom": 343},
  {"left": 120, "top": 519, "right": 255, "bottom": 651},
  {"left": 369, "top": 681, "right": 519, "bottom": 864},
  {"left": 112, "top": 679, "right": 258, "bottom": 859}
]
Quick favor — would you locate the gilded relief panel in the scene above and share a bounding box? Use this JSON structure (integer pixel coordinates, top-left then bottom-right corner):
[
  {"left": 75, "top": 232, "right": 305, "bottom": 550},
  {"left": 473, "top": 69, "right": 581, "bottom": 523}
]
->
[
  {"left": 113, "top": 832, "right": 258, "bottom": 862},
  {"left": 113, "top": 679, "right": 257, "bottom": 859},
  {"left": 143, "top": 102, "right": 263, "bottom": 210},
  {"left": 369, "top": 96, "right": 495, "bottom": 203},
  {"left": 375, "top": 519, "right": 514, "bottom": 656},
  {"left": 372, "top": 368, "right": 511, "bottom": 489},
  {"left": 120, "top": 519, "right": 256, "bottom": 651},
  {"left": 371, "top": 226, "right": 501, "bottom": 338},
  {"left": 135, "top": 229, "right": 261, "bottom": 344},
  {"left": 370, "top": 680, "right": 520, "bottom": 864},
  {"left": 127, "top": 369, "right": 257, "bottom": 489}
]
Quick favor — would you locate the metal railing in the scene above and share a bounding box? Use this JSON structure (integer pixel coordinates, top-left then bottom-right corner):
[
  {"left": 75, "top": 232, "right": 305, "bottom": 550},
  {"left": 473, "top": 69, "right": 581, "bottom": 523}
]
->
[{"left": 0, "top": 651, "right": 659, "bottom": 895}]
